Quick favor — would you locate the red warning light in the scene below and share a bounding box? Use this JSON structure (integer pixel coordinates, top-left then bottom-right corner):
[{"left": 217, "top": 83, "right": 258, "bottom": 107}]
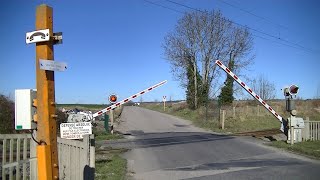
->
[
  {"left": 109, "top": 94, "right": 117, "bottom": 104},
  {"left": 289, "top": 85, "right": 299, "bottom": 95}
]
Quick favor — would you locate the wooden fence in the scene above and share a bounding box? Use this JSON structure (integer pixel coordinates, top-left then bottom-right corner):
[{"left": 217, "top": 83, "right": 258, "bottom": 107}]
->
[
  {"left": 57, "top": 135, "right": 95, "bottom": 180},
  {"left": 219, "top": 108, "right": 320, "bottom": 140},
  {"left": 0, "top": 134, "right": 37, "bottom": 180},
  {"left": 302, "top": 120, "right": 320, "bottom": 141},
  {"left": 1, "top": 134, "right": 95, "bottom": 180},
  {"left": 220, "top": 105, "right": 283, "bottom": 119}
]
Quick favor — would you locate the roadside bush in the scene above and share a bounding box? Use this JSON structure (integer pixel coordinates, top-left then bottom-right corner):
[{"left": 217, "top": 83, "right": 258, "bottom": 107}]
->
[{"left": 0, "top": 94, "right": 15, "bottom": 134}]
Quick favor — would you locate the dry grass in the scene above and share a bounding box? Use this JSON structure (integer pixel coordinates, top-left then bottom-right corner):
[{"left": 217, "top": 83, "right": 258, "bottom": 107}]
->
[{"left": 143, "top": 99, "right": 320, "bottom": 133}]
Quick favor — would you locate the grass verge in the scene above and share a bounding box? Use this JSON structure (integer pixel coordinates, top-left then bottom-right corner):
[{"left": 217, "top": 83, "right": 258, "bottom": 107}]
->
[
  {"left": 270, "top": 141, "right": 320, "bottom": 159},
  {"left": 94, "top": 115, "right": 128, "bottom": 180},
  {"left": 144, "top": 104, "right": 279, "bottom": 133},
  {"left": 95, "top": 148, "right": 128, "bottom": 180},
  {"left": 94, "top": 130, "right": 124, "bottom": 141}
]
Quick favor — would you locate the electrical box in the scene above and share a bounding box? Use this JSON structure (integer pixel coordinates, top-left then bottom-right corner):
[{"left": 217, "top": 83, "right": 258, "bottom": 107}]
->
[
  {"left": 290, "top": 117, "right": 305, "bottom": 129},
  {"left": 15, "top": 89, "right": 37, "bottom": 130},
  {"left": 285, "top": 97, "right": 296, "bottom": 112}
]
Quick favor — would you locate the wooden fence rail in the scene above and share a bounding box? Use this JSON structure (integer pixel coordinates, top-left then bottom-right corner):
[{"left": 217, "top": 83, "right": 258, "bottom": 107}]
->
[
  {"left": 302, "top": 120, "right": 320, "bottom": 141},
  {"left": 1, "top": 134, "right": 95, "bottom": 180},
  {"left": 57, "top": 135, "right": 95, "bottom": 180},
  {"left": 0, "top": 134, "right": 37, "bottom": 180}
]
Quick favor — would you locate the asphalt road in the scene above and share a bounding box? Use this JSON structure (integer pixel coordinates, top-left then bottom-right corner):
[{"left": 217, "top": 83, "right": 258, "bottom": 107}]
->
[{"left": 101, "top": 106, "right": 320, "bottom": 180}]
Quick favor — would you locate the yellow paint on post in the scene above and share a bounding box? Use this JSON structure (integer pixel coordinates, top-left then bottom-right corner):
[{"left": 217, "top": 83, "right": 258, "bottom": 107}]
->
[
  {"left": 37, "top": 145, "right": 53, "bottom": 180},
  {"left": 35, "top": 4, "right": 59, "bottom": 179}
]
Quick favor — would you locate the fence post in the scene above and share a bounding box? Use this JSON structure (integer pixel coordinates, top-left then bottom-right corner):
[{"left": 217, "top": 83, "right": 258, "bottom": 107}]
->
[
  {"left": 304, "top": 117, "right": 310, "bottom": 141},
  {"left": 83, "top": 135, "right": 95, "bottom": 180},
  {"left": 89, "top": 135, "right": 95, "bottom": 168},
  {"left": 2, "top": 139, "right": 7, "bottom": 178},
  {"left": 83, "top": 135, "right": 90, "bottom": 165},
  {"left": 16, "top": 138, "right": 21, "bottom": 179},
  {"left": 31, "top": 132, "right": 38, "bottom": 180},
  {"left": 220, "top": 109, "right": 225, "bottom": 129},
  {"left": 9, "top": 139, "right": 13, "bottom": 179}
]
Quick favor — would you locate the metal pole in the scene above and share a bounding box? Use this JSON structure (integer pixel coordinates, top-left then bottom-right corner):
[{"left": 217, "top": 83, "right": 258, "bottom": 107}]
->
[
  {"left": 290, "top": 115, "right": 294, "bottom": 145},
  {"left": 104, "top": 114, "right": 109, "bottom": 132},
  {"left": 110, "top": 110, "right": 114, "bottom": 134},
  {"left": 35, "top": 4, "right": 59, "bottom": 179}
]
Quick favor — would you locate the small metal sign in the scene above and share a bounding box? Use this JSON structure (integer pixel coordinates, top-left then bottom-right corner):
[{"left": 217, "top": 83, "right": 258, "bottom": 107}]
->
[
  {"left": 39, "top": 59, "right": 67, "bottom": 72},
  {"left": 53, "top": 32, "right": 63, "bottom": 45},
  {"left": 26, "top": 29, "right": 50, "bottom": 44},
  {"left": 60, "top": 122, "right": 92, "bottom": 139}
]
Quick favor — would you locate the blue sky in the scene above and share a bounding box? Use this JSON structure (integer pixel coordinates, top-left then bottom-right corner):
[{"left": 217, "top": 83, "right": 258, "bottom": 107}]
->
[{"left": 1, "top": 0, "right": 319, "bottom": 104}]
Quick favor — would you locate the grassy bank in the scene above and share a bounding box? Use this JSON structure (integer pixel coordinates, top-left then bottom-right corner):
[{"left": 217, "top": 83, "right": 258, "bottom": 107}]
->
[
  {"left": 95, "top": 147, "right": 127, "bottom": 180},
  {"left": 270, "top": 141, "right": 320, "bottom": 159},
  {"left": 94, "top": 130, "right": 128, "bottom": 180},
  {"left": 144, "top": 103, "right": 280, "bottom": 133}
]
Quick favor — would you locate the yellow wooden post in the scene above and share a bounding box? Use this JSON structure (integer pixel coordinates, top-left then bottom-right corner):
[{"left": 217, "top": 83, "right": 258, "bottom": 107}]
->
[
  {"left": 37, "top": 145, "right": 53, "bottom": 179},
  {"left": 35, "top": 4, "right": 59, "bottom": 179}
]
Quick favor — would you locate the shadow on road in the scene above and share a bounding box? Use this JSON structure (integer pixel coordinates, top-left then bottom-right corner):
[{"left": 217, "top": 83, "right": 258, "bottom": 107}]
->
[
  {"left": 166, "top": 158, "right": 303, "bottom": 171},
  {"left": 101, "top": 132, "right": 234, "bottom": 149}
]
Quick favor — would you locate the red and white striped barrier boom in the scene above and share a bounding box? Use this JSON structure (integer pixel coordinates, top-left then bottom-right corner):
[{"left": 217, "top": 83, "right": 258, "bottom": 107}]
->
[
  {"left": 215, "top": 60, "right": 285, "bottom": 132},
  {"left": 92, "top": 80, "right": 167, "bottom": 118}
]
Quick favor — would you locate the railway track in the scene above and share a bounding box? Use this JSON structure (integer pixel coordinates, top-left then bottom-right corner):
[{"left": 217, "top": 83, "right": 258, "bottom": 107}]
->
[{"left": 233, "top": 128, "right": 283, "bottom": 137}]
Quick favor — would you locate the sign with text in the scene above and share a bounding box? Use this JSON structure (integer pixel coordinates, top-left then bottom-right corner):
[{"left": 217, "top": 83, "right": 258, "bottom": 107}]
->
[
  {"left": 39, "top": 59, "right": 67, "bottom": 72},
  {"left": 60, "top": 122, "right": 92, "bottom": 139}
]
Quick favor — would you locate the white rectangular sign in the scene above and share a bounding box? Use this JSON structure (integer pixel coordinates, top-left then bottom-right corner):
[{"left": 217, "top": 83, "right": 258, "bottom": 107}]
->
[
  {"left": 26, "top": 29, "right": 50, "bottom": 44},
  {"left": 163, "top": 96, "right": 166, "bottom": 102},
  {"left": 40, "top": 59, "right": 67, "bottom": 72},
  {"left": 60, "top": 122, "right": 92, "bottom": 139}
]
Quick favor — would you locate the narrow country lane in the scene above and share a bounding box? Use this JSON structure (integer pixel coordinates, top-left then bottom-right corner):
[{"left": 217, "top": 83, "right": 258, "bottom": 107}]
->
[{"left": 101, "top": 106, "right": 320, "bottom": 180}]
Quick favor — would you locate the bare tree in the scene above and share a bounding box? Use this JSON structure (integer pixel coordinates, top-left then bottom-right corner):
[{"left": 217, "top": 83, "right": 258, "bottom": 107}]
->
[
  {"left": 251, "top": 75, "right": 276, "bottom": 100},
  {"left": 163, "top": 10, "right": 254, "bottom": 109}
]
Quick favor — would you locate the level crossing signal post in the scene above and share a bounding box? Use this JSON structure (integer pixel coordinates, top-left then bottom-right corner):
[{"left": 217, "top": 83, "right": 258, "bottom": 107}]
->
[
  {"left": 215, "top": 60, "right": 305, "bottom": 144},
  {"left": 283, "top": 85, "right": 304, "bottom": 144},
  {"left": 108, "top": 94, "right": 117, "bottom": 134}
]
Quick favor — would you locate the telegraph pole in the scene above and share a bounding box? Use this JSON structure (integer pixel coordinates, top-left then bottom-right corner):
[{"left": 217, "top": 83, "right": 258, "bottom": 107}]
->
[{"left": 35, "top": 4, "right": 59, "bottom": 179}]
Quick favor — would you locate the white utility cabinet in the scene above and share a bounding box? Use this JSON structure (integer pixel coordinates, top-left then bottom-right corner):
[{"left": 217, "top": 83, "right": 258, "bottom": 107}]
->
[{"left": 15, "top": 89, "right": 37, "bottom": 130}]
